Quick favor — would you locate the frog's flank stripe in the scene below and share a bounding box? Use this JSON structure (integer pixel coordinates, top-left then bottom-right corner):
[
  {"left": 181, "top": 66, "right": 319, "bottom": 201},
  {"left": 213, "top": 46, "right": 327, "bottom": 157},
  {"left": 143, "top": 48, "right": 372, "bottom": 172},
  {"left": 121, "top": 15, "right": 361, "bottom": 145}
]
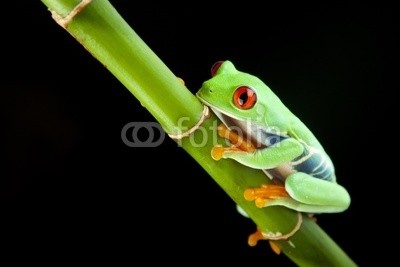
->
[{"left": 290, "top": 143, "right": 334, "bottom": 181}]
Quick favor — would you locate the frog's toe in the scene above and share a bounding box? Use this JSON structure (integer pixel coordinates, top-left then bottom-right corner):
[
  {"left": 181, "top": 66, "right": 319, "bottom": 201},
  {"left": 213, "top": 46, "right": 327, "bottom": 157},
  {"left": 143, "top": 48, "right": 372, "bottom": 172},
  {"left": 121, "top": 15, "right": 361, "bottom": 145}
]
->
[
  {"left": 247, "top": 228, "right": 282, "bottom": 254},
  {"left": 211, "top": 145, "right": 241, "bottom": 160}
]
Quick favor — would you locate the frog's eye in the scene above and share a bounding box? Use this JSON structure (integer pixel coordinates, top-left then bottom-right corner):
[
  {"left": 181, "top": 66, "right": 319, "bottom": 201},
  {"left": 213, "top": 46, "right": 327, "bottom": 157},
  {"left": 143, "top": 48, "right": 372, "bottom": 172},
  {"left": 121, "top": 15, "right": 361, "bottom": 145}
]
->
[
  {"left": 211, "top": 61, "right": 224, "bottom": 77},
  {"left": 233, "top": 86, "right": 257, "bottom": 109}
]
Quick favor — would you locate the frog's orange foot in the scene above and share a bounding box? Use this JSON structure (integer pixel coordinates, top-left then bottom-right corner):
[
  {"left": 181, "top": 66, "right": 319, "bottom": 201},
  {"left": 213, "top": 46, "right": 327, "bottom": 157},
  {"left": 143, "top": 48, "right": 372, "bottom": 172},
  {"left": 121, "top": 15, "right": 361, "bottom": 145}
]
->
[
  {"left": 247, "top": 213, "right": 302, "bottom": 255},
  {"left": 211, "top": 124, "right": 256, "bottom": 160},
  {"left": 217, "top": 124, "right": 256, "bottom": 152},
  {"left": 248, "top": 228, "right": 282, "bottom": 255},
  {"left": 244, "top": 184, "right": 290, "bottom": 208}
]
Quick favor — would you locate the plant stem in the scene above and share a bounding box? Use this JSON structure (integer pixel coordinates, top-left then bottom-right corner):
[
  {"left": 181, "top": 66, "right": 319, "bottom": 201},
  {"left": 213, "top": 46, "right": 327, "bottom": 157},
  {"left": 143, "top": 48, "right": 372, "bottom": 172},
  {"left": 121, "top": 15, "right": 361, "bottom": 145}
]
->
[{"left": 40, "top": 1, "right": 357, "bottom": 266}]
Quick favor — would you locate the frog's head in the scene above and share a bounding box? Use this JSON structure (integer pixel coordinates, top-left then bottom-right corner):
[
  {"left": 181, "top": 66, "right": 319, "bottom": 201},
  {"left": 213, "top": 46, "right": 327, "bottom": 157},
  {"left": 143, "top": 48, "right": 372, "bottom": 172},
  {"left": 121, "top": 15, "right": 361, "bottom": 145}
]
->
[{"left": 196, "top": 61, "right": 291, "bottom": 133}]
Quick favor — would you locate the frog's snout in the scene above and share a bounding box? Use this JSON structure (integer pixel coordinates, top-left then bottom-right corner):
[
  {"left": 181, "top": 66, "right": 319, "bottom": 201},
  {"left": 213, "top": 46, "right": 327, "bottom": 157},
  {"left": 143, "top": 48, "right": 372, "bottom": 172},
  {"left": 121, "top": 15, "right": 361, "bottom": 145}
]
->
[{"left": 196, "top": 84, "right": 213, "bottom": 100}]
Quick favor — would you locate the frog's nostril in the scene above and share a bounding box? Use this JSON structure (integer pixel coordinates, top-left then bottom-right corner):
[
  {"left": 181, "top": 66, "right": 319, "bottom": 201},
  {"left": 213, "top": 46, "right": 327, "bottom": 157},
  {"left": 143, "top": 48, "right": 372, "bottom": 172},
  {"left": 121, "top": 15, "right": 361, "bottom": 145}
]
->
[{"left": 209, "top": 89, "right": 213, "bottom": 93}]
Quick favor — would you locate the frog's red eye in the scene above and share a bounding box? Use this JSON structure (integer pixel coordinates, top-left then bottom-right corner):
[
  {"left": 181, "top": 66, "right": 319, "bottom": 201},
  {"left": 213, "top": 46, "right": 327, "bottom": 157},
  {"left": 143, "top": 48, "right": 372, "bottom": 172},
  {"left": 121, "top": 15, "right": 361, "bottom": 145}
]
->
[
  {"left": 211, "top": 61, "right": 224, "bottom": 77},
  {"left": 233, "top": 86, "right": 257, "bottom": 109}
]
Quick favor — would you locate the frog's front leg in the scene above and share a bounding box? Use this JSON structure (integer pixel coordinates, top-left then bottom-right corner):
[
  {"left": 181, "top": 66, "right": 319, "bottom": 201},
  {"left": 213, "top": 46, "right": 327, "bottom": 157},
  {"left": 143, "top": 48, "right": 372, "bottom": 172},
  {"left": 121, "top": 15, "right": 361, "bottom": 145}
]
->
[{"left": 213, "top": 133, "right": 304, "bottom": 169}]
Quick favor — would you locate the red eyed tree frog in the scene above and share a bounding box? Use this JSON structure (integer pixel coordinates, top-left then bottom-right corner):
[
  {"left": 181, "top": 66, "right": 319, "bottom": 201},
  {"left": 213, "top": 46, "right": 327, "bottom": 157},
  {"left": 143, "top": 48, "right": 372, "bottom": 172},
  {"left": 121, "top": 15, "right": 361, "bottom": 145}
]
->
[{"left": 196, "top": 61, "right": 351, "bottom": 215}]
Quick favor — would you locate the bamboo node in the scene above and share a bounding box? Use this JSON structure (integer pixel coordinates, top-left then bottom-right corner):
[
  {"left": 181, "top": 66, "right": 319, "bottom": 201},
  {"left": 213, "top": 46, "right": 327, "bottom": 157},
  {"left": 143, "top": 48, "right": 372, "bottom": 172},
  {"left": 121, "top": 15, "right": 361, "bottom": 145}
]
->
[
  {"left": 168, "top": 105, "right": 210, "bottom": 140},
  {"left": 50, "top": 0, "right": 93, "bottom": 29}
]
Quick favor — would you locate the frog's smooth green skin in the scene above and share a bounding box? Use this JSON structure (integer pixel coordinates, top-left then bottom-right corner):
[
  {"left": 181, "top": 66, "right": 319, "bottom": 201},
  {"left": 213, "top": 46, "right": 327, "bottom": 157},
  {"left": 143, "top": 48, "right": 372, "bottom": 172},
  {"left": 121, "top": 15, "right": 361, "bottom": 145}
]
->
[{"left": 196, "top": 61, "right": 350, "bottom": 213}]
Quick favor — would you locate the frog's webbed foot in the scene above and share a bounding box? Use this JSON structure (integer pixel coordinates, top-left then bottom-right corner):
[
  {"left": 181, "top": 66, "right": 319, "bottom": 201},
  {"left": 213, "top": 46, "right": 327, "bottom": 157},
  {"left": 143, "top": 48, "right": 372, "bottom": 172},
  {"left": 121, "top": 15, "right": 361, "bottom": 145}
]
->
[
  {"left": 244, "top": 184, "right": 290, "bottom": 208},
  {"left": 248, "top": 228, "right": 282, "bottom": 254},
  {"left": 248, "top": 212, "right": 303, "bottom": 254},
  {"left": 211, "top": 124, "right": 256, "bottom": 160}
]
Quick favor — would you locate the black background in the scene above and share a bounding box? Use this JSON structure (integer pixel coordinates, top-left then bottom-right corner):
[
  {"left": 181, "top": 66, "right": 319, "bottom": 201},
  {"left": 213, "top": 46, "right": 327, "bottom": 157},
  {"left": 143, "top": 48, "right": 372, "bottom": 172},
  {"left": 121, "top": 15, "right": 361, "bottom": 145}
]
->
[{"left": 1, "top": 1, "right": 395, "bottom": 265}]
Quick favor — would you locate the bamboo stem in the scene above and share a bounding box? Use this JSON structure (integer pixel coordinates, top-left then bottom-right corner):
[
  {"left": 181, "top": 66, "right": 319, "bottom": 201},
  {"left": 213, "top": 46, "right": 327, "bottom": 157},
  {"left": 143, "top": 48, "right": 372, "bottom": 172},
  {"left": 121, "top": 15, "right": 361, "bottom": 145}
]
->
[{"left": 40, "top": 1, "right": 356, "bottom": 266}]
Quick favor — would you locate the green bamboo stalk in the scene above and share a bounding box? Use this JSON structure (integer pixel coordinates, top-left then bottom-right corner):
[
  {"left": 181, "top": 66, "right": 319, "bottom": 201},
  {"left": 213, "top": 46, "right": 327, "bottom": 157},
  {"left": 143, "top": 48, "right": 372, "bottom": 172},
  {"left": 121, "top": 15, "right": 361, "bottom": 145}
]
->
[{"left": 40, "top": 1, "right": 356, "bottom": 266}]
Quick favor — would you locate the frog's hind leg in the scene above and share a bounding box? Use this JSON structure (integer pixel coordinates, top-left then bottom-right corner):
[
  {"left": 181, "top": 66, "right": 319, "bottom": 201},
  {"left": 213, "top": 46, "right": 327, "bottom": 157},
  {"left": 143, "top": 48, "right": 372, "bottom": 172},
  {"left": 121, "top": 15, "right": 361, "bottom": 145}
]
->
[{"left": 246, "top": 172, "right": 351, "bottom": 213}]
